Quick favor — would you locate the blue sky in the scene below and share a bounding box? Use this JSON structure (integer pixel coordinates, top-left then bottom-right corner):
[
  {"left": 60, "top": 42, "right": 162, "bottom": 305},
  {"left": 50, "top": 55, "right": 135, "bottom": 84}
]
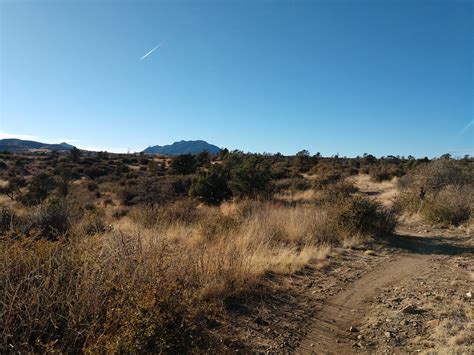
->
[{"left": 1, "top": 0, "right": 472, "bottom": 157}]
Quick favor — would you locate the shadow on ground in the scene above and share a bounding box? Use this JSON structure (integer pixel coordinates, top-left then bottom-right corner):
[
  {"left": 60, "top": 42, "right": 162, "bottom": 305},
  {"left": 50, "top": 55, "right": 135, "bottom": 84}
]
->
[{"left": 380, "top": 233, "right": 473, "bottom": 256}]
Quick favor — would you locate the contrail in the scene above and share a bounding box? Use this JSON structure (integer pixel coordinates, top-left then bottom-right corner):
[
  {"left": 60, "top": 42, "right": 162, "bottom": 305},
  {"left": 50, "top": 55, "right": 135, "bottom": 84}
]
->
[
  {"left": 459, "top": 119, "right": 474, "bottom": 135},
  {"left": 140, "top": 42, "right": 163, "bottom": 61}
]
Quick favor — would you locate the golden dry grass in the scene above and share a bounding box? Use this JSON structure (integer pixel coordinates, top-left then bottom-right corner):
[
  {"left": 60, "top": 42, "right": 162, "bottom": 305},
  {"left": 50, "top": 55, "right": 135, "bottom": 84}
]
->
[
  {"left": 1, "top": 198, "right": 345, "bottom": 352},
  {"left": 350, "top": 174, "right": 399, "bottom": 207}
]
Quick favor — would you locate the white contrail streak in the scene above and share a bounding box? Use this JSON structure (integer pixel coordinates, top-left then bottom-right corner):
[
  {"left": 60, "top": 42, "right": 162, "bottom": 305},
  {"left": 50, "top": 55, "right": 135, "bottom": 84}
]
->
[
  {"left": 459, "top": 119, "right": 474, "bottom": 135},
  {"left": 140, "top": 42, "right": 163, "bottom": 61}
]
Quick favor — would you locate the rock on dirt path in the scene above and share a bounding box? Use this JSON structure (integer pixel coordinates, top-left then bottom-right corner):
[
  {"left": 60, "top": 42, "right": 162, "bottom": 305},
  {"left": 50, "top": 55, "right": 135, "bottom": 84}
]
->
[{"left": 297, "top": 254, "right": 432, "bottom": 354}]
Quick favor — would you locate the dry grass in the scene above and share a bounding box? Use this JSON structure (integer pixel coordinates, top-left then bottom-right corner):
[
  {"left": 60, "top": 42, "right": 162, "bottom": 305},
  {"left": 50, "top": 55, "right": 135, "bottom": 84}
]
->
[
  {"left": 0, "top": 199, "right": 342, "bottom": 352},
  {"left": 350, "top": 174, "right": 399, "bottom": 207},
  {"left": 427, "top": 301, "right": 473, "bottom": 352},
  {"left": 274, "top": 189, "right": 318, "bottom": 203},
  {"left": 0, "top": 185, "right": 396, "bottom": 351}
]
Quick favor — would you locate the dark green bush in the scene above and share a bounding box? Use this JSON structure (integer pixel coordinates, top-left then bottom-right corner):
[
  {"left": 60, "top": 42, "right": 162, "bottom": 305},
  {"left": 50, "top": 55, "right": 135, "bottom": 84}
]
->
[
  {"left": 21, "top": 173, "right": 56, "bottom": 205},
  {"left": 228, "top": 157, "right": 271, "bottom": 199},
  {"left": 169, "top": 154, "right": 196, "bottom": 175},
  {"left": 190, "top": 165, "right": 231, "bottom": 204}
]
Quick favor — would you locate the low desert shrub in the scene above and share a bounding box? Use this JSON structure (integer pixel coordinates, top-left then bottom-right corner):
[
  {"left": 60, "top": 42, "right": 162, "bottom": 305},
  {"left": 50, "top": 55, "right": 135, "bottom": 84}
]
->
[
  {"left": 395, "top": 159, "right": 473, "bottom": 226},
  {"left": 190, "top": 164, "right": 231, "bottom": 204},
  {"left": 0, "top": 206, "right": 20, "bottom": 235},
  {"left": 271, "top": 177, "right": 312, "bottom": 193},
  {"left": 24, "top": 199, "right": 79, "bottom": 240},
  {"left": 327, "top": 195, "right": 397, "bottom": 238},
  {"left": 369, "top": 165, "right": 404, "bottom": 182},
  {"left": 318, "top": 180, "right": 358, "bottom": 203},
  {"left": 420, "top": 186, "right": 472, "bottom": 227}
]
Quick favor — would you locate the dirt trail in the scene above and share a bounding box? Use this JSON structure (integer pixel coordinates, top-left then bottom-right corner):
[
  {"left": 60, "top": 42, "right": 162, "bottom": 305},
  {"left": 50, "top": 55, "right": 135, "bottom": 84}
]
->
[
  {"left": 295, "top": 176, "right": 472, "bottom": 354},
  {"left": 297, "top": 254, "right": 431, "bottom": 354}
]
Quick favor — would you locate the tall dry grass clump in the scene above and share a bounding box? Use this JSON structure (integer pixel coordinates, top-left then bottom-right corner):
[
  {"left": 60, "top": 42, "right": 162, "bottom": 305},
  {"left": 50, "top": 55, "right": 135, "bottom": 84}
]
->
[{"left": 1, "top": 232, "right": 210, "bottom": 352}]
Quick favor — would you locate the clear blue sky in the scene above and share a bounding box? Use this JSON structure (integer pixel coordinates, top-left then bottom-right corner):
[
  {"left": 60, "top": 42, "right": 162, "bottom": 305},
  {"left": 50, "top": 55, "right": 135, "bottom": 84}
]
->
[{"left": 1, "top": 0, "right": 472, "bottom": 157}]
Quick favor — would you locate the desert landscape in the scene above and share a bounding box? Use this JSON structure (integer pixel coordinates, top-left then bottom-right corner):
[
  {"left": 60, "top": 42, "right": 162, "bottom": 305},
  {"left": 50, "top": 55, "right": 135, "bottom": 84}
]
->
[
  {"left": 1, "top": 0, "right": 472, "bottom": 353},
  {"left": 0, "top": 146, "right": 472, "bottom": 353}
]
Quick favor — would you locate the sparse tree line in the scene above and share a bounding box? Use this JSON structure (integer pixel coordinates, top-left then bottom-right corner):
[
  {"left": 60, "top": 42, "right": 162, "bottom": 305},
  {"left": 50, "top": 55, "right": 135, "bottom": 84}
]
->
[{"left": 0, "top": 148, "right": 471, "bottom": 210}]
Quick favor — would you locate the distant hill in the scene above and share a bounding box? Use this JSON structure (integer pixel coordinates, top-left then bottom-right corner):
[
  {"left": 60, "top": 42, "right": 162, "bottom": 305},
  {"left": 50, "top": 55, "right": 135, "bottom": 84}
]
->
[
  {"left": 0, "top": 139, "right": 76, "bottom": 152},
  {"left": 143, "top": 140, "right": 221, "bottom": 156}
]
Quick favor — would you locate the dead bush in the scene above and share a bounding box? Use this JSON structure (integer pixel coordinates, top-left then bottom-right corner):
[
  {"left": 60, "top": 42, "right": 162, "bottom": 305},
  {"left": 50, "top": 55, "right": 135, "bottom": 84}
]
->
[
  {"left": 396, "top": 159, "right": 473, "bottom": 226},
  {"left": 24, "top": 199, "right": 79, "bottom": 240}
]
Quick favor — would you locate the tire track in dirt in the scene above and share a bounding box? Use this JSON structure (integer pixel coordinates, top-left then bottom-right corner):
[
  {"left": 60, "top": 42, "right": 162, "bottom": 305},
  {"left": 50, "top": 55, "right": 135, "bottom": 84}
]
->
[{"left": 297, "top": 254, "right": 432, "bottom": 354}]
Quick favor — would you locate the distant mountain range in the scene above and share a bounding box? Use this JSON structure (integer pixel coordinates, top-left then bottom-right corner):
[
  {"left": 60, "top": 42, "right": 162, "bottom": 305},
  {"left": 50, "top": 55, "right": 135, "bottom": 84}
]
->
[
  {"left": 143, "top": 140, "right": 221, "bottom": 155},
  {"left": 0, "top": 138, "right": 221, "bottom": 156},
  {"left": 0, "top": 139, "right": 76, "bottom": 152}
]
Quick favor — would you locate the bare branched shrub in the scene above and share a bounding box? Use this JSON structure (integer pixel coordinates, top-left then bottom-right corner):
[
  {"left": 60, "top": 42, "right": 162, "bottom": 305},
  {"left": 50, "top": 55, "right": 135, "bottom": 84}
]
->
[
  {"left": 396, "top": 159, "right": 473, "bottom": 226},
  {"left": 0, "top": 206, "right": 20, "bottom": 235},
  {"left": 421, "top": 186, "right": 472, "bottom": 227}
]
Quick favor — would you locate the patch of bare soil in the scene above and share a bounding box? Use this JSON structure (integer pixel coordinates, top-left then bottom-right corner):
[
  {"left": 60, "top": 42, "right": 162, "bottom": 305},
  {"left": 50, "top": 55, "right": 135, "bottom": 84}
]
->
[{"left": 217, "top": 246, "right": 393, "bottom": 352}]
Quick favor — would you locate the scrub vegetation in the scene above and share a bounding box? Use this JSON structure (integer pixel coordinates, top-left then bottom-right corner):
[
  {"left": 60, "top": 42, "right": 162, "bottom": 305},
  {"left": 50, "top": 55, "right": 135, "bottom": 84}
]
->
[{"left": 0, "top": 149, "right": 472, "bottom": 352}]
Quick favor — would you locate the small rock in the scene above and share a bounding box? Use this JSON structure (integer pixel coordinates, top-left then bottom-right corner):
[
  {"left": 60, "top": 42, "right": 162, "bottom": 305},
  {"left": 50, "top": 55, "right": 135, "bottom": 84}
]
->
[
  {"left": 385, "top": 331, "right": 393, "bottom": 338},
  {"left": 399, "top": 319, "right": 409, "bottom": 326},
  {"left": 466, "top": 291, "right": 472, "bottom": 299},
  {"left": 357, "top": 334, "right": 364, "bottom": 340},
  {"left": 349, "top": 326, "right": 359, "bottom": 332},
  {"left": 401, "top": 305, "right": 423, "bottom": 314},
  {"left": 364, "top": 250, "right": 376, "bottom": 256}
]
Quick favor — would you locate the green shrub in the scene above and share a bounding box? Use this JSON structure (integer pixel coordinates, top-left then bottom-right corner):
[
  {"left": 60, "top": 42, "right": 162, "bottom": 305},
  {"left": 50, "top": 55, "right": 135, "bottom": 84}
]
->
[
  {"left": 228, "top": 158, "right": 271, "bottom": 199},
  {"left": 169, "top": 154, "right": 196, "bottom": 175},
  {"left": 21, "top": 173, "right": 56, "bottom": 205},
  {"left": 190, "top": 165, "right": 231, "bottom": 204}
]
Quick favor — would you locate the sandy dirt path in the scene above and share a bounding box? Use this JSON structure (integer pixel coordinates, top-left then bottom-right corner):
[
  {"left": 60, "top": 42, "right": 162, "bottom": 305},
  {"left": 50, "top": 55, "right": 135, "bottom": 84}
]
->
[{"left": 297, "top": 253, "right": 431, "bottom": 354}]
